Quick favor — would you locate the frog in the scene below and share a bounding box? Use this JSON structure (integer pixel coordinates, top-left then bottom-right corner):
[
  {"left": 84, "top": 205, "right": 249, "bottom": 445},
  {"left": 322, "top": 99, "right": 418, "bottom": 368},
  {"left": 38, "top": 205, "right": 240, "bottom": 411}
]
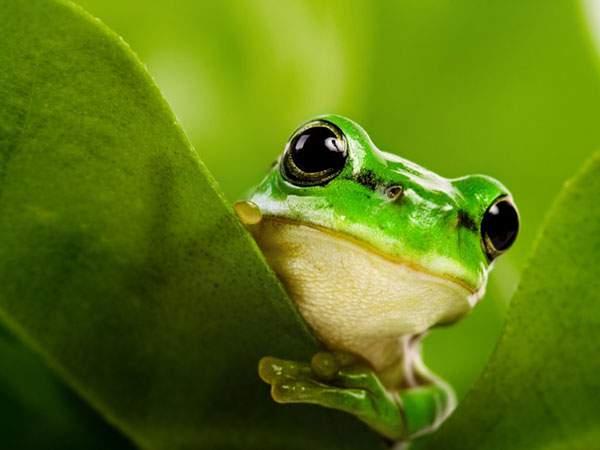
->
[{"left": 234, "top": 114, "right": 519, "bottom": 442}]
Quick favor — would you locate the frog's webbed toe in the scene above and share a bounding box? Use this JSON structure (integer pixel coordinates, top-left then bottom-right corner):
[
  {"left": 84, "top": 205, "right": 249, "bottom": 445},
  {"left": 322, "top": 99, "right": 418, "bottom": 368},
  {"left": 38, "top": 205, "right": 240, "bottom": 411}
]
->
[{"left": 258, "top": 356, "right": 312, "bottom": 383}]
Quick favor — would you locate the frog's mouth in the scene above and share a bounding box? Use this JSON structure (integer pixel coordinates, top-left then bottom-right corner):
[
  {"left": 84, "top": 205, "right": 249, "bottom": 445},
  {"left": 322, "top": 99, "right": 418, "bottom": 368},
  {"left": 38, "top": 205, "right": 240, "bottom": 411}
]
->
[
  {"left": 248, "top": 215, "right": 484, "bottom": 369},
  {"left": 255, "top": 215, "right": 482, "bottom": 295}
]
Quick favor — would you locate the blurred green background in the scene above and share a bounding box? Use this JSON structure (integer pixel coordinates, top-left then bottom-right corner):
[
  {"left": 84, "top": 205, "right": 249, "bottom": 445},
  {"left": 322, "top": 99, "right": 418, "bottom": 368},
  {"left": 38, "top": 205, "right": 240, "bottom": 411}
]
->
[{"left": 61, "top": 0, "right": 600, "bottom": 399}]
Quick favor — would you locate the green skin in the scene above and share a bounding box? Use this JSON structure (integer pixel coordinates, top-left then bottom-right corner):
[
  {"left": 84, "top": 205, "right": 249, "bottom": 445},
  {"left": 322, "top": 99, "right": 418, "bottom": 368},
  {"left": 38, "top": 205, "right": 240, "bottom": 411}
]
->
[{"left": 246, "top": 115, "right": 513, "bottom": 441}]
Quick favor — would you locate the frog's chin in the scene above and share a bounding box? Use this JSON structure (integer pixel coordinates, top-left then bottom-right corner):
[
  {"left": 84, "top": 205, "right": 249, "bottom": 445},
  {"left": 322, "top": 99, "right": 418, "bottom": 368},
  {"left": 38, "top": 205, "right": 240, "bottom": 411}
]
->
[{"left": 250, "top": 216, "right": 485, "bottom": 371}]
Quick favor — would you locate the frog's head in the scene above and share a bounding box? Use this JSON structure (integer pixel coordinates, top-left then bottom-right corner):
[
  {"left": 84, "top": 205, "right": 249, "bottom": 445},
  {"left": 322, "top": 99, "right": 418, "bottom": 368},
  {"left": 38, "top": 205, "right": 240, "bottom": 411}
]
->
[{"left": 241, "top": 115, "right": 519, "bottom": 361}]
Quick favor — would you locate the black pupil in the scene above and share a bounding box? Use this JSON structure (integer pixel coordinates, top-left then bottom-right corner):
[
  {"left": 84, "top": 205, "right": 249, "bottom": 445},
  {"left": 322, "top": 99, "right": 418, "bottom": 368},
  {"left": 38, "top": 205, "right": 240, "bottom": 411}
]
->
[
  {"left": 482, "top": 200, "right": 519, "bottom": 252},
  {"left": 290, "top": 126, "right": 345, "bottom": 173}
]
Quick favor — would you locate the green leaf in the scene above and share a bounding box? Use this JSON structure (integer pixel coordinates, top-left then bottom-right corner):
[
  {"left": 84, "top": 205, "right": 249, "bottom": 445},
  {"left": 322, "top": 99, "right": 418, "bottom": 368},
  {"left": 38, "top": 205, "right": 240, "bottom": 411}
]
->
[
  {"left": 418, "top": 153, "right": 600, "bottom": 450},
  {"left": 0, "top": 1, "right": 384, "bottom": 448},
  {"left": 0, "top": 325, "right": 133, "bottom": 449}
]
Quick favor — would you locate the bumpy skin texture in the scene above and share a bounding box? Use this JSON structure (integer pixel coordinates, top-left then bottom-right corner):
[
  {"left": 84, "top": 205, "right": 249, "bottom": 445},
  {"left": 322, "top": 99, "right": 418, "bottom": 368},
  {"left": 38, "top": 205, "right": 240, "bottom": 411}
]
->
[
  {"left": 249, "top": 114, "right": 509, "bottom": 291},
  {"left": 246, "top": 115, "right": 514, "bottom": 441}
]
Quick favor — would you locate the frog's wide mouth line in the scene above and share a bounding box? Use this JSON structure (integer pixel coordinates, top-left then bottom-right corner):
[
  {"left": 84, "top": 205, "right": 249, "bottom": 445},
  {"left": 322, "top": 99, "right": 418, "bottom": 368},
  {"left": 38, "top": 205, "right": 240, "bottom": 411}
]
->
[{"left": 257, "top": 215, "right": 480, "bottom": 295}]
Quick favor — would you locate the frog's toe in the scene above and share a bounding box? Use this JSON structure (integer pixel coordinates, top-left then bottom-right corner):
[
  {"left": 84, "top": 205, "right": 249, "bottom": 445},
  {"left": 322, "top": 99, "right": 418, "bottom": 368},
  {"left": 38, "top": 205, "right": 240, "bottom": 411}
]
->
[
  {"left": 310, "top": 351, "right": 361, "bottom": 381},
  {"left": 258, "top": 356, "right": 311, "bottom": 384},
  {"left": 271, "top": 378, "right": 371, "bottom": 414},
  {"left": 336, "top": 365, "right": 389, "bottom": 397},
  {"left": 310, "top": 352, "right": 340, "bottom": 381},
  {"left": 271, "top": 379, "right": 324, "bottom": 403},
  {"left": 310, "top": 353, "right": 387, "bottom": 396}
]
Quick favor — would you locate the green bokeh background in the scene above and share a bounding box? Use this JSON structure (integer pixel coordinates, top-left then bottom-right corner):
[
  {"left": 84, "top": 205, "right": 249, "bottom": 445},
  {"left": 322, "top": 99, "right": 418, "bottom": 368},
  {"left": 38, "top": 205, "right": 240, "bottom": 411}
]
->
[{"left": 66, "top": 0, "right": 600, "bottom": 399}]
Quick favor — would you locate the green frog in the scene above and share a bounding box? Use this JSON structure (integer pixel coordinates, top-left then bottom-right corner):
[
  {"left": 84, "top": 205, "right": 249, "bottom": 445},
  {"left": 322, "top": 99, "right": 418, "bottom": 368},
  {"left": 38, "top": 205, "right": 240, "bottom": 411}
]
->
[{"left": 234, "top": 115, "right": 519, "bottom": 441}]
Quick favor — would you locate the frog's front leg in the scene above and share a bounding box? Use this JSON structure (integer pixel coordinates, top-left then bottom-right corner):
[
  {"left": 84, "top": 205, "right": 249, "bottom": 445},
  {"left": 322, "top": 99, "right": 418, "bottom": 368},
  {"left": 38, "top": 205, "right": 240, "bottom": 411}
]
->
[{"left": 259, "top": 352, "right": 405, "bottom": 440}]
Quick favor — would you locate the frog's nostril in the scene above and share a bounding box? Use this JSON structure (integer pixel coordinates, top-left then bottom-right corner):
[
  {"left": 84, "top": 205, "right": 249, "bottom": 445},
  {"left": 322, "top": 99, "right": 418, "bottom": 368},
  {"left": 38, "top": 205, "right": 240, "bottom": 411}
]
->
[{"left": 384, "top": 185, "right": 404, "bottom": 201}]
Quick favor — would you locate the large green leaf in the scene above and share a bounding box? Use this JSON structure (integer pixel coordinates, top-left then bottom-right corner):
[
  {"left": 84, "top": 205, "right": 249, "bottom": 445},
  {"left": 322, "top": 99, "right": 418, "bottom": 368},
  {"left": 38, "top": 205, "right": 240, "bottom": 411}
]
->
[
  {"left": 0, "top": 0, "right": 384, "bottom": 448},
  {"left": 418, "top": 153, "right": 600, "bottom": 450}
]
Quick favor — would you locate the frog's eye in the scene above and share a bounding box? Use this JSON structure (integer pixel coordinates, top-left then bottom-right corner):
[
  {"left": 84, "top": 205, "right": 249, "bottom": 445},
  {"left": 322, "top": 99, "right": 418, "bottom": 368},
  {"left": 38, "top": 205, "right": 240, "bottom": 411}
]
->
[
  {"left": 481, "top": 197, "right": 519, "bottom": 261},
  {"left": 281, "top": 121, "right": 347, "bottom": 186}
]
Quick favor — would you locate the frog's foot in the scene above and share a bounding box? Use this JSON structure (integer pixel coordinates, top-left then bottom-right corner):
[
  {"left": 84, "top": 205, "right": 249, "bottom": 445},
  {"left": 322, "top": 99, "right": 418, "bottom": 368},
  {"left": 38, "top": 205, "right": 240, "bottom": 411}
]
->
[{"left": 258, "top": 352, "right": 405, "bottom": 440}]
